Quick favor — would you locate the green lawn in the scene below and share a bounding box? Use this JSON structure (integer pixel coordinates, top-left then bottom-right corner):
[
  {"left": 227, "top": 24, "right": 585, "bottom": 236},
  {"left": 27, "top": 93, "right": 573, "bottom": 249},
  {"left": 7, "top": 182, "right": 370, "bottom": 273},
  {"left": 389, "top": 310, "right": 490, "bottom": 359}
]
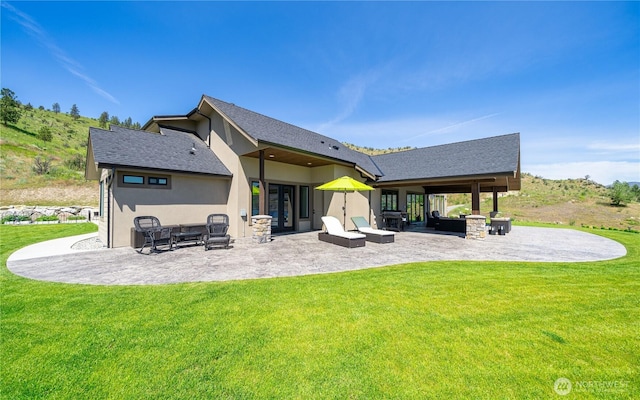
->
[{"left": 1, "top": 224, "right": 638, "bottom": 399}]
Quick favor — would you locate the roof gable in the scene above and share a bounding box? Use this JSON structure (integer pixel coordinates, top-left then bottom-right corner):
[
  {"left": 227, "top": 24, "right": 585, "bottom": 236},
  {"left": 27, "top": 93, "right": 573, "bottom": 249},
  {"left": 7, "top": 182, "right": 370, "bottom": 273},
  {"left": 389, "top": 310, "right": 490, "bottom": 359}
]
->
[
  {"left": 373, "top": 133, "right": 520, "bottom": 183},
  {"left": 87, "top": 125, "right": 232, "bottom": 177},
  {"left": 203, "top": 95, "right": 382, "bottom": 177}
]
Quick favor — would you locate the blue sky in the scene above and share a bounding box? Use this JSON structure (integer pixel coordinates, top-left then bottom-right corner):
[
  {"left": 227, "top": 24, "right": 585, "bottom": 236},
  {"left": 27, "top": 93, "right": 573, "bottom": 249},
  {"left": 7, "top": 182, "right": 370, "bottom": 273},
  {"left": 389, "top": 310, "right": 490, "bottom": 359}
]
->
[{"left": 2, "top": 1, "right": 638, "bottom": 185}]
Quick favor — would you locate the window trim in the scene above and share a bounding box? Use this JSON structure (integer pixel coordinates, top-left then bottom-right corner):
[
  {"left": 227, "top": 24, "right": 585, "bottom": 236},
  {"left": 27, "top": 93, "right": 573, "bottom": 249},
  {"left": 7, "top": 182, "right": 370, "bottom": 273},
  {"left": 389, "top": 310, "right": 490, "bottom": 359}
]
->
[{"left": 118, "top": 172, "right": 171, "bottom": 189}]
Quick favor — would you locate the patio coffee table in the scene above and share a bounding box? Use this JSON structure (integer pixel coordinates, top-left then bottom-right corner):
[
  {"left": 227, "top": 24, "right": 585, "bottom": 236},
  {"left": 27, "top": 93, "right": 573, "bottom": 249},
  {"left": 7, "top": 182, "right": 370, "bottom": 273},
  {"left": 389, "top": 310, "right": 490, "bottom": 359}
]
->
[{"left": 172, "top": 231, "right": 203, "bottom": 248}]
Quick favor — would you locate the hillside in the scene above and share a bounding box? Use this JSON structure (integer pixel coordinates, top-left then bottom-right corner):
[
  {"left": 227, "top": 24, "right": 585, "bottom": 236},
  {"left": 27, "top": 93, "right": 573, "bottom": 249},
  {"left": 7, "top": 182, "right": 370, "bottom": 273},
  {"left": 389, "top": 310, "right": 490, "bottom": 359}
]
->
[
  {"left": 1, "top": 102, "right": 638, "bottom": 231},
  {"left": 0, "top": 103, "right": 142, "bottom": 206},
  {"left": 449, "top": 174, "right": 639, "bottom": 231}
]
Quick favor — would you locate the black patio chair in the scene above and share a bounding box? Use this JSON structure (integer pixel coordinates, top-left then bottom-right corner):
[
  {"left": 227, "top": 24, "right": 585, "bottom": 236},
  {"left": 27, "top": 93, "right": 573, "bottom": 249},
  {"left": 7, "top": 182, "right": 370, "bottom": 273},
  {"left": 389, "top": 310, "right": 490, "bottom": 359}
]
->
[
  {"left": 204, "top": 213, "right": 231, "bottom": 250},
  {"left": 133, "top": 216, "right": 173, "bottom": 254}
]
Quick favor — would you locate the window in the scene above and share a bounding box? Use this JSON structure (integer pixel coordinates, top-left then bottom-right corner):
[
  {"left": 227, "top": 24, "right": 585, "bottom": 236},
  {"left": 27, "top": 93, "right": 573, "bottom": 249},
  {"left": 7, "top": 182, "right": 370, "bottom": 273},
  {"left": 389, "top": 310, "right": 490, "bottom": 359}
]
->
[
  {"left": 299, "top": 186, "right": 309, "bottom": 219},
  {"left": 123, "top": 175, "right": 144, "bottom": 184},
  {"left": 99, "top": 180, "right": 104, "bottom": 217},
  {"left": 251, "top": 181, "right": 260, "bottom": 216},
  {"left": 119, "top": 172, "right": 170, "bottom": 189},
  {"left": 381, "top": 190, "right": 398, "bottom": 211},
  {"left": 406, "top": 193, "right": 425, "bottom": 223},
  {"left": 149, "top": 177, "right": 168, "bottom": 185}
]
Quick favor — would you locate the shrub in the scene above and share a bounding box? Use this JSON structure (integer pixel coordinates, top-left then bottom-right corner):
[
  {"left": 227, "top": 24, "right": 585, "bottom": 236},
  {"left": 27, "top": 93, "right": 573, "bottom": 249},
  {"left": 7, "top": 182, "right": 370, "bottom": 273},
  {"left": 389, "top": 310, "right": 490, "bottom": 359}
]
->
[
  {"left": 35, "top": 215, "right": 59, "bottom": 222},
  {"left": 67, "top": 215, "right": 86, "bottom": 221},
  {"left": 1, "top": 215, "right": 30, "bottom": 224},
  {"left": 32, "top": 156, "right": 51, "bottom": 175}
]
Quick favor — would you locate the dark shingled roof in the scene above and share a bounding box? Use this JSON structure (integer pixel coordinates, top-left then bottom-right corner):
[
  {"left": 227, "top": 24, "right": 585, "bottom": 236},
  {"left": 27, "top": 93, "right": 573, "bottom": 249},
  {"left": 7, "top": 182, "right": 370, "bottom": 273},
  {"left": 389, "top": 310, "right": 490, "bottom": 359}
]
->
[
  {"left": 89, "top": 125, "right": 232, "bottom": 177},
  {"left": 372, "top": 133, "right": 520, "bottom": 183},
  {"left": 204, "top": 95, "right": 382, "bottom": 177}
]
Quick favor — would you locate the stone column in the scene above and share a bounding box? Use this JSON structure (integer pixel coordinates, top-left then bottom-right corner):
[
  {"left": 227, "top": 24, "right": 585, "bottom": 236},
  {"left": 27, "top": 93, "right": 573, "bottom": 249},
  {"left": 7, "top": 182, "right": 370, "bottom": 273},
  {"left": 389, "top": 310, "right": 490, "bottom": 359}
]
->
[
  {"left": 251, "top": 215, "right": 272, "bottom": 244},
  {"left": 465, "top": 215, "right": 487, "bottom": 240}
]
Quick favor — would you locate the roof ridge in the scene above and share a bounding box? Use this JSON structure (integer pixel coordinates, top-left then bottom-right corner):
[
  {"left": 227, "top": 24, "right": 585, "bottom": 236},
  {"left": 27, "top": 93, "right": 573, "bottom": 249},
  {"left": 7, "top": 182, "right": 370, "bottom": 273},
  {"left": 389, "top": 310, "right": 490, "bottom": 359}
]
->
[
  {"left": 204, "top": 94, "right": 345, "bottom": 144},
  {"left": 373, "top": 132, "right": 520, "bottom": 159}
]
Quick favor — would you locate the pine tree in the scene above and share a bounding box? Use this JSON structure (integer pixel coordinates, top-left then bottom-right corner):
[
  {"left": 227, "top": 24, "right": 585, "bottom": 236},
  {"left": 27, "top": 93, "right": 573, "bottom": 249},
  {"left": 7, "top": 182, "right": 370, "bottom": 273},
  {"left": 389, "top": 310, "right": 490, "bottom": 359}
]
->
[
  {"left": 70, "top": 104, "right": 80, "bottom": 120},
  {"left": 98, "top": 111, "right": 109, "bottom": 128},
  {"left": 52, "top": 102, "right": 61, "bottom": 113},
  {"left": 0, "top": 88, "right": 23, "bottom": 125},
  {"left": 38, "top": 126, "right": 53, "bottom": 142}
]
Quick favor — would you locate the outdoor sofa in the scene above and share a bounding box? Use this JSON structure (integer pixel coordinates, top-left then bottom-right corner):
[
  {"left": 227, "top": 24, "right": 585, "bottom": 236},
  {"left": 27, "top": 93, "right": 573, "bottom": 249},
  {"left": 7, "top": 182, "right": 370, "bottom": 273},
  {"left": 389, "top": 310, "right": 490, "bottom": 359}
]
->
[
  {"left": 427, "top": 210, "right": 467, "bottom": 233},
  {"left": 319, "top": 216, "right": 366, "bottom": 248},
  {"left": 351, "top": 216, "right": 395, "bottom": 243}
]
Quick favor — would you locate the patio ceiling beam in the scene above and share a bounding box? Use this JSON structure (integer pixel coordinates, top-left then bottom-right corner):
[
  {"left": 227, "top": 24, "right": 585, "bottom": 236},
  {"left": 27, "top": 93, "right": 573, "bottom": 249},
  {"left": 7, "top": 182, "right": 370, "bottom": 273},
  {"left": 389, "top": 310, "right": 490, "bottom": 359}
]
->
[{"left": 423, "top": 184, "right": 507, "bottom": 194}]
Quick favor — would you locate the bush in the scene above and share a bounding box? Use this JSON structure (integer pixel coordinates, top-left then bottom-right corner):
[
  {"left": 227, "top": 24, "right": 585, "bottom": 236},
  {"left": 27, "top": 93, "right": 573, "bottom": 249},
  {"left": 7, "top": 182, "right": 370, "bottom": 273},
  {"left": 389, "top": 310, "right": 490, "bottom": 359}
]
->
[
  {"left": 1, "top": 215, "right": 30, "bottom": 224},
  {"left": 610, "top": 181, "right": 633, "bottom": 206},
  {"left": 67, "top": 215, "right": 86, "bottom": 221},
  {"left": 32, "top": 156, "right": 51, "bottom": 175},
  {"left": 65, "top": 154, "right": 85, "bottom": 170},
  {"left": 35, "top": 215, "right": 59, "bottom": 222},
  {"left": 38, "top": 126, "right": 53, "bottom": 142}
]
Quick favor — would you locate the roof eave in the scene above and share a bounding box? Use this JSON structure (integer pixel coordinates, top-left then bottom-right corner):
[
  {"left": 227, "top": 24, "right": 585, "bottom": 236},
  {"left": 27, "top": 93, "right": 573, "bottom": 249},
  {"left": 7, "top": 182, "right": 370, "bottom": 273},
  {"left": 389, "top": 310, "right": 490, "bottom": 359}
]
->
[
  {"left": 95, "top": 162, "right": 233, "bottom": 179},
  {"left": 141, "top": 114, "right": 191, "bottom": 131}
]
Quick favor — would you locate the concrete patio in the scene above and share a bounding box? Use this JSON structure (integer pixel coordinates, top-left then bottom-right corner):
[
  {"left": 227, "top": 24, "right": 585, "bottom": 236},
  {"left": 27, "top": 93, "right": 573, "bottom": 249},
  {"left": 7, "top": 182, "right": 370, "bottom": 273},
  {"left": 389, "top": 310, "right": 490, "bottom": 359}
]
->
[{"left": 7, "top": 226, "right": 626, "bottom": 286}]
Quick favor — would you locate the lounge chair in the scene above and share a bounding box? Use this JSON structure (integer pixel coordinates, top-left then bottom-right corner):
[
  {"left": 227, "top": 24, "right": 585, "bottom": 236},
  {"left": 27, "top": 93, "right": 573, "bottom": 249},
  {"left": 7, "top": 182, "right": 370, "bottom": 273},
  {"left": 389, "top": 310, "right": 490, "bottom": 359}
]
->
[
  {"left": 203, "top": 214, "right": 231, "bottom": 250},
  {"left": 319, "top": 216, "right": 366, "bottom": 248},
  {"left": 351, "top": 216, "right": 395, "bottom": 243},
  {"left": 133, "top": 216, "right": 173, "bottom": 254}
]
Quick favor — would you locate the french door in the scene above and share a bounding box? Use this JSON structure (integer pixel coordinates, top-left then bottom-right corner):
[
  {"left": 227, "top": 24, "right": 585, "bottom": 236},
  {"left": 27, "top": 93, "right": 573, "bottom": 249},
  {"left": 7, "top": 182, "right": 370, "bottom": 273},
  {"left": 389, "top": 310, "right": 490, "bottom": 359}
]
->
[{"left": 269, "top": 184, "right": 295, "bottom": 232}]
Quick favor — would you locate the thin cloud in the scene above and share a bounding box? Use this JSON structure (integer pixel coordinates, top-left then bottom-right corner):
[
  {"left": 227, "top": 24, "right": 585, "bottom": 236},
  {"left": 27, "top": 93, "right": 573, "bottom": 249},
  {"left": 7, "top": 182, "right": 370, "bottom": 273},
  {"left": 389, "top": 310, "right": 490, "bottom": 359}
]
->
[
  {"left": 2, "top": 2, "right": 119, "bottom": 105},
  {"left": 587, "top": 141, "right": 640, "bottom": 153},
  {"left": 319, "top": 69, "right": 382, "bottom": 131},
  {"left": 403, "top": 113, "right": 501, "bottom": 142}
]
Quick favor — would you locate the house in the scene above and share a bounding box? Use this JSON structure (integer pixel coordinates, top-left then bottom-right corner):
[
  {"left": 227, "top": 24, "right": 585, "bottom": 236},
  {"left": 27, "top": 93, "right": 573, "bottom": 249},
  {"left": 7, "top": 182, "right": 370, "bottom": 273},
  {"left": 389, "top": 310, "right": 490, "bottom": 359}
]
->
[{"left": 85, "top": 95, "right": 520, "bottom": 248}]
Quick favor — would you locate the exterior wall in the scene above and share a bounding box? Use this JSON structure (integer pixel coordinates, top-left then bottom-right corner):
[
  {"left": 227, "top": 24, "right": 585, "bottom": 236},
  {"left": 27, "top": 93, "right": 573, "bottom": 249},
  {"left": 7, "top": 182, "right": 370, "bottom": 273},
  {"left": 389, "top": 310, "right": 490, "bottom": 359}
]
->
[
  {"left": 199, "top": 108, "right": 377, "bottom": 235},
  {"left": 110, "top": 169, "right": 230, "bottom": 248},
  {"left": 97, "top": 169, "right": 110, "bottom": 246},
  {"left": 311, "top": 165, "right": 374, "bottom": 232},
  {"left": 371, "top": 185, "right": 425, "bottom": 228}
]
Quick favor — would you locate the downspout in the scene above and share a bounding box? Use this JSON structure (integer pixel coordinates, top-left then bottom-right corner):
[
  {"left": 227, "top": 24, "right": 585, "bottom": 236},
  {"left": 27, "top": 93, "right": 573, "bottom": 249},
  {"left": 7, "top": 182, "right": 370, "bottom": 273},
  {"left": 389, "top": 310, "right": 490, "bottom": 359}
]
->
[
  {"left": 107, "top": 167, "right": 115, "bottom": 248},
  {"left": 195, "top": 110, "right": 212, "bottom": 148}
]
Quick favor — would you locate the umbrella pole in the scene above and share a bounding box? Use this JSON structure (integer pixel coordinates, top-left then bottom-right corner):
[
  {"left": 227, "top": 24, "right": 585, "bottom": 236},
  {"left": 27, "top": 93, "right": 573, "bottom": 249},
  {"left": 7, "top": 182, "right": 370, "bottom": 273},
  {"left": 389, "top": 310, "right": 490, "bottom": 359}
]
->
[{"left": 343, "top": 191, "right": 347, "bottom": 229}]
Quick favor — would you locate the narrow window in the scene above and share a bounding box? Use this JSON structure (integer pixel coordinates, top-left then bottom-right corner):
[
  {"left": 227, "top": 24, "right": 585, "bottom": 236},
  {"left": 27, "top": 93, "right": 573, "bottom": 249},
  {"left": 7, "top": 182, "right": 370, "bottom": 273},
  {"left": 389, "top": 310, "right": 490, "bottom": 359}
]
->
[
  {"left": 123, "top": 175, "right": 144, "bottom": 184},
  {"left": 300, "top": 186, "right": 309, "bottom": 219},
  {"left": 99, "top": 180, "right": 104, "bottom": 217},
  {"left": 149, "top": 177, "right": 168, "bottom": 185},
  {"left": 251, "top": 181, "right": 260, "bottom": 216}
]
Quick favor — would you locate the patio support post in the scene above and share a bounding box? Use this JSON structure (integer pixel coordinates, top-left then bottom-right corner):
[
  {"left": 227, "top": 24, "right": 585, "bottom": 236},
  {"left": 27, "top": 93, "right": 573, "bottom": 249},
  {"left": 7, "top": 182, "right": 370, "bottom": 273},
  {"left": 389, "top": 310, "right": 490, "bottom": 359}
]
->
[
  {"left": 471, "top": 181, "right": 481, "bottom": 215},
  {"left": 259, "top": 150, "right": 266, "bottom": 215},
  {"left": 493, "top": 187, "right": 499, "bottom": 213}
]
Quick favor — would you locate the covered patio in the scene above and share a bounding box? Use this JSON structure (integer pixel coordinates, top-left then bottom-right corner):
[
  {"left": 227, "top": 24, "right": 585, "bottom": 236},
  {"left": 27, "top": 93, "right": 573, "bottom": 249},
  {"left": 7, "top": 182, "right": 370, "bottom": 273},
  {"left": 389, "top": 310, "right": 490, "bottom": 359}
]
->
[
  {"left": 372, "top": 133, "right": 522, "bottom": 219},
  {"left": 7, "top": 226, "right": 625, "bottom": 285}
]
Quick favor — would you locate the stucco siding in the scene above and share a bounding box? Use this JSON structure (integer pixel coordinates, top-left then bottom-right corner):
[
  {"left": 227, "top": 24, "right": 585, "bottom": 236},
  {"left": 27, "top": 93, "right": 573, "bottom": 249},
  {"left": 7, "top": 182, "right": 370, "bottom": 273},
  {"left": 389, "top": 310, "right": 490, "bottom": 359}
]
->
[{"left": 110, "top": 170, "right": 230, "bottom": 248}]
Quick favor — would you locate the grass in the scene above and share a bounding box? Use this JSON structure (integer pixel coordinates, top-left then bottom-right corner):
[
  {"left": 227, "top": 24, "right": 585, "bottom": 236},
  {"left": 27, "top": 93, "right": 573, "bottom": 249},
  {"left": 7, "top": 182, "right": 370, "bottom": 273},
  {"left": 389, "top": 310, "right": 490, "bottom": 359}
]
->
[{"left": 1, "top": 224, "right": 638, "bottom": 399}]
